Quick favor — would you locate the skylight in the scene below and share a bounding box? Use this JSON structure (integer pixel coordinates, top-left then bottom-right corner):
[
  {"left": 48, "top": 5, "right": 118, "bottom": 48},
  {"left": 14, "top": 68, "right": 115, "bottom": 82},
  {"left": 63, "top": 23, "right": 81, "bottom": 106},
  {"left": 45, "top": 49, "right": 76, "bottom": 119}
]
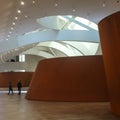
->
[
  {"left": 75, "top": 17, "right": 98, "bottom": 31},
  {"left": 68, "top": 22, "right": 88, "bottom": 30},
  {"left": 37, "top": 15, "right": 98, "bottom": 31}
]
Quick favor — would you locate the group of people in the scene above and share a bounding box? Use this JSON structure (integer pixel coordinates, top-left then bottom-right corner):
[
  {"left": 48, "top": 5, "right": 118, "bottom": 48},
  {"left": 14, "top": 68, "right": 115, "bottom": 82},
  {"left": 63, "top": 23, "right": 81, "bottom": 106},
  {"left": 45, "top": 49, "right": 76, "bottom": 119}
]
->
[{"left": 8, "top": 81, "right": 22, "bottom": 95}]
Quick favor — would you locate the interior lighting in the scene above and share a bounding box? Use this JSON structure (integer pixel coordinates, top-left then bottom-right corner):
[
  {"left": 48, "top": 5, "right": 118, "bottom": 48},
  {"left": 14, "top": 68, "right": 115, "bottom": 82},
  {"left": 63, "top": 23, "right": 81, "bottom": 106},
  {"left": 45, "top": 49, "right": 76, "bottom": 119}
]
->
[
  {"left": 12, "top": 22, "right": 15, "bottom": 25},
  {"left": 32, "top": 1, "right": 35, "bottom": 4},
  {"left": 102, "top": 1, "right": 106, "bottom": 7},
  {"left": 15, "top": 16, "right": 18, "bottom": 20},
  {"left": 20, "top": 1, "right": 25, "bottom": 5},
  {"left": 54, "top": 3, "right": 58, "bottom": 7},
  {"left": 25, "top": 15, "right": 28, "bottom": 18},
  {"left": 11, "top": 27, "right": 14, "bottom": 30},
  {"left": 17, "top": 10, "right": 21, "bottom": 13},
  {"left": 72, "top": 9, "right": 76, "bottom": 12}
]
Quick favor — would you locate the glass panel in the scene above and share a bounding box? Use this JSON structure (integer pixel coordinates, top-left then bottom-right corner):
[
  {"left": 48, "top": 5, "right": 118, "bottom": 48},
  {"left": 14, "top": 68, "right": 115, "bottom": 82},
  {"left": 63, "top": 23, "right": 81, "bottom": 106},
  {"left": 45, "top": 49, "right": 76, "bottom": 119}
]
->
[{"left": 19, "top": 55, "right": 25, "bottom": 62}]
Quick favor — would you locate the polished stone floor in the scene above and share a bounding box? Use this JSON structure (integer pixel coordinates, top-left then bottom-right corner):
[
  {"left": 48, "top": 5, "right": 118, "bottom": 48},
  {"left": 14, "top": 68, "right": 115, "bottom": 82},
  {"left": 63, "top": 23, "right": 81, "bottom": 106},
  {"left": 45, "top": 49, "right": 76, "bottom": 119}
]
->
[{"left": 0, "top": 92, "right": 120, "bottom": 120}]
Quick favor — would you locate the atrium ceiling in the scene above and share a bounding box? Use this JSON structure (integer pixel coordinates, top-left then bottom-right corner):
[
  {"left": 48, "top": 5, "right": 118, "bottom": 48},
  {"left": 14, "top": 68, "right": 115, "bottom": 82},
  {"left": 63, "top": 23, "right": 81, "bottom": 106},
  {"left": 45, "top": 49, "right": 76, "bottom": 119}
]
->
[{"left": 0, "top": 0, "right": 119, "bottom": 64}]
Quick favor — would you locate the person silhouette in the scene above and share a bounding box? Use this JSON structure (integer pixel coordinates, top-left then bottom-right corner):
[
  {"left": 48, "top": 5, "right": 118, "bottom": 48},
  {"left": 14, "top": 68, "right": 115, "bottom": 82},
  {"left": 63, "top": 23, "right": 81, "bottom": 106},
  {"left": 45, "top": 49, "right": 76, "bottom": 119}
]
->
[
  {"left": 8, "top": 82, "right": 14, "bottom": 95},
  {"left": 17, "top": 81, "right": 22, "bottom": 95}
]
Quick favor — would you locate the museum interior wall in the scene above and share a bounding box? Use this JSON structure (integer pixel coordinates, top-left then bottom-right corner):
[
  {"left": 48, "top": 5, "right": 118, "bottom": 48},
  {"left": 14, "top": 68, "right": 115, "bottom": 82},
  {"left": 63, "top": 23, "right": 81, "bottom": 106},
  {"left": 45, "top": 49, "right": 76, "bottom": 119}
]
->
[
  {"left": 99, "top": 11, "right": 120, "bottom": 116},
  {"left": 26, "top": 55, "right": 109, "bottom": 102},
  {"left": 0, "top": 72, "right": 33, "bottom": 87}
]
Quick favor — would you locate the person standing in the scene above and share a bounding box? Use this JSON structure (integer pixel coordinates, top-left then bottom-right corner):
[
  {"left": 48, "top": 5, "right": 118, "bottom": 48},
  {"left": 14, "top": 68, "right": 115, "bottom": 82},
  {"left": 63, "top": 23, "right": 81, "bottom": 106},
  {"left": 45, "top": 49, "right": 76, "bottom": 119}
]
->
[
  {"left": 8, "top": 82, "right": 14, "bottom": 95},
  {"left": 17, "top": 81, "right": 22, "bottom": 95}
]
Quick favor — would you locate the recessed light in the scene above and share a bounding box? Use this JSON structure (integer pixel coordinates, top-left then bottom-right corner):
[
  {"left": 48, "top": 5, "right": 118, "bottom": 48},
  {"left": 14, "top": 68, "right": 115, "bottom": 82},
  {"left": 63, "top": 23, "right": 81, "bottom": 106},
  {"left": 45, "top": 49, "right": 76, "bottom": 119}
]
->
[
  {"left": 102, "top": 1, "right": 106, "bottom": 7},
  {"left": 54, "top": 3, "right": 58, "bottom": 7},
  {"left": 11, "top": 27, "right": 14, "bottom": 30},
  {"left": 9, "top": 31, "right": 12, "bottom": 34},
  {"left": 25, "top": 15, "right": 28, "bottom": 18},
  {"left": 12, "top": 22, "right": 15, "bottom": 25},
  {"left": 20, "top": 1, "right": 25, "bottom": 5},
  {"left": 17, "top": 10, "right": 21, "bottom": 13},
  {"left": 72, "top": 9, "right": 76, "bottom": 12},
  {"left": 15, "top": 16, "right": 18, "bottom": 20},
  {"left": 32, "top": 1, "right": 35, "bottom": 4}
]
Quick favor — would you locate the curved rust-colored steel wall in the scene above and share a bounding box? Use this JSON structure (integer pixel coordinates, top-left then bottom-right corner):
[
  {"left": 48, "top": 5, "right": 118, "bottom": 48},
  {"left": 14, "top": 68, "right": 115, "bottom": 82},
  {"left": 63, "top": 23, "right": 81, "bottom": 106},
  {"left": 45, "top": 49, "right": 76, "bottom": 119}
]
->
[
  {"left": 98, "top": 11, "right": 120, "bottom": 115},
  {"left": 0, "top": 72, "right": 33, "bottom": 87},
  {"left": 26, "top": 56, "right": 109, "bottom": 102}
]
